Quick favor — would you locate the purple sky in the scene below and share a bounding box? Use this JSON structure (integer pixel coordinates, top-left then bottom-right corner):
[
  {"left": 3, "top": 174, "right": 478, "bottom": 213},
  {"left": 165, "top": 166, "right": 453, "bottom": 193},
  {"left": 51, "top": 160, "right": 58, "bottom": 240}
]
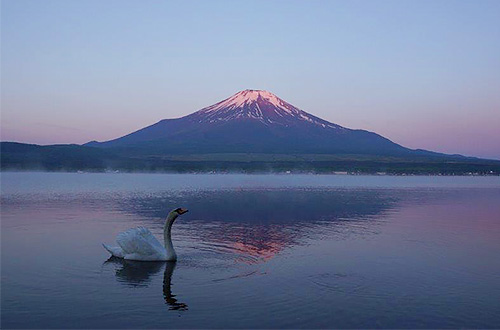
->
[{"left": 2, "top": 0, "right": 499, "bottom": 159}]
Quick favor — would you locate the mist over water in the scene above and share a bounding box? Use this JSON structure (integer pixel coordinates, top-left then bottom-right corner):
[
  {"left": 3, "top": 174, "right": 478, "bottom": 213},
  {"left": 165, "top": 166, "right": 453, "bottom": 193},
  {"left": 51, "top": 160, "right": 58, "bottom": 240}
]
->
[{"left": 2, "top": 173, "right": 500, "bottom": 328}]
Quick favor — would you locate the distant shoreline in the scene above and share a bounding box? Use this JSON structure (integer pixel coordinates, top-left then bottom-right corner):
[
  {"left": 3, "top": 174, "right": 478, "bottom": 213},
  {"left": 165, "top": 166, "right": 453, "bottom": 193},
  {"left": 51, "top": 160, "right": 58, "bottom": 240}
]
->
[
  {"left": 1, "top": 169, "right": 499, "bottom": 176},
  {"left": 2, "top": 142, "right": 499, "bottom": 176}
]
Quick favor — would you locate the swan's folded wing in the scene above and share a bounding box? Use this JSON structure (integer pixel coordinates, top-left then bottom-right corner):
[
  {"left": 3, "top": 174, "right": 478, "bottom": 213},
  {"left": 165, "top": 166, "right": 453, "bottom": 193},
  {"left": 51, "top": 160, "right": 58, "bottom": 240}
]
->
[{"left": 116, "top": 227, "right": 164, "bottom": 256}]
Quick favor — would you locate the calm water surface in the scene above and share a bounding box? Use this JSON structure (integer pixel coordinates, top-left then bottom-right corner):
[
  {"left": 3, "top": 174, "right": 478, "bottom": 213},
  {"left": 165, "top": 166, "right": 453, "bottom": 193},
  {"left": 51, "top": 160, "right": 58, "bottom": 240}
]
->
[{"left": 2, "top": 173, "right": 500, "bottom": 328}]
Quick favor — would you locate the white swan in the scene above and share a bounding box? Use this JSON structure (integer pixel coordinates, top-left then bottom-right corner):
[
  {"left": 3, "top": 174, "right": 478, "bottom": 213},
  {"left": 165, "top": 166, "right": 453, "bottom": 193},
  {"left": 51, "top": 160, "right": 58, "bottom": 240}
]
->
[{"left": 103, "top": 208, "right": 188, "bottom": 261}]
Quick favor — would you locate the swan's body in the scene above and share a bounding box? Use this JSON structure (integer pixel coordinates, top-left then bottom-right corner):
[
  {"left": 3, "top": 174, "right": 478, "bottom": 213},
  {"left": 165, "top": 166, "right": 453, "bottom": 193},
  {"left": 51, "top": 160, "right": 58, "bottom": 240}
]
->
[{"left": 103, "top": 208, "right": 187, "bottom": 261}]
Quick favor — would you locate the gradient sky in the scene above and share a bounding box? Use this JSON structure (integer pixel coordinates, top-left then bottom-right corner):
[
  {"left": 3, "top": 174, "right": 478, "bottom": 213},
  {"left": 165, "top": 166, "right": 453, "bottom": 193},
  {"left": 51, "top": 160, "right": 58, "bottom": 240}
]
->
[{"left": 2, "top": 0, "right": 499, "bottom": 159}]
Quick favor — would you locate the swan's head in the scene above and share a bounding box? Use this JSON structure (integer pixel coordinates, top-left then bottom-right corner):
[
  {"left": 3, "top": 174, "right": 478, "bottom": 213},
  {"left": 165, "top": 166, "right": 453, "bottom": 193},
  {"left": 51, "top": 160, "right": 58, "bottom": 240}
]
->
[
  {"left": 174, "top": 208, "right": 188, "bottom": 215},
  {"left": 167, "top": 208, "right": 188, "bottom": 224}
]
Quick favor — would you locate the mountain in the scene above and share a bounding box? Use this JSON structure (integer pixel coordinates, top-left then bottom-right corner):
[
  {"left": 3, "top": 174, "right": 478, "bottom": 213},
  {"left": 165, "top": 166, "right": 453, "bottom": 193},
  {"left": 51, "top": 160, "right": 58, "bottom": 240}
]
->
[
  {"left": 86, "top": 89, "right": 419, "bottom": 156},
  {"left": 4, "top": 89, "right": 499, "bottom": 174}
]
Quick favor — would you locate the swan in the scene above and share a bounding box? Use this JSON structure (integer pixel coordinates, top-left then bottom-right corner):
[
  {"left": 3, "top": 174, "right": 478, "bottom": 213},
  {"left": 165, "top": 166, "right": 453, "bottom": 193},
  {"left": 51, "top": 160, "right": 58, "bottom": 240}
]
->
[{"left": 103, "top": 208, "right": 188, "bottom": 261}]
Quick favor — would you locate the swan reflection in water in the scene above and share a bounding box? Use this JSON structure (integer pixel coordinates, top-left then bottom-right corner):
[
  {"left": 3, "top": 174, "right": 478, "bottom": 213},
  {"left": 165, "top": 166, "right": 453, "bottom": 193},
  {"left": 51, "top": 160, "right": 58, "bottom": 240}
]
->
[{"left": 104, "top": 257, "right": 188, "bottom": 311}]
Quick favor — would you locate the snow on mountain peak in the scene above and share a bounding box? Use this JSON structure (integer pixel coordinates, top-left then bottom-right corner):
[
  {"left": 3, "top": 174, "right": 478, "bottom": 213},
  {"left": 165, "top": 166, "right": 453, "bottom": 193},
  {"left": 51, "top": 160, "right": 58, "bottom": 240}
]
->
[
  {"left": 190, "top": 89, "right": 342, "bottom": 129},
  {"left": 206, "top": 89, "right": 285, "bottom": 110}
]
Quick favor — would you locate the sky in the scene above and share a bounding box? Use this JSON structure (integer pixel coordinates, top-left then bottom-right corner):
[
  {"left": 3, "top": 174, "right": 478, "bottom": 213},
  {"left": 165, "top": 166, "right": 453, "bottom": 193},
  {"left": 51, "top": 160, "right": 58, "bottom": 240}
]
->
[{"left": 1, "top": 0, "right": 499, "bottom": 159}]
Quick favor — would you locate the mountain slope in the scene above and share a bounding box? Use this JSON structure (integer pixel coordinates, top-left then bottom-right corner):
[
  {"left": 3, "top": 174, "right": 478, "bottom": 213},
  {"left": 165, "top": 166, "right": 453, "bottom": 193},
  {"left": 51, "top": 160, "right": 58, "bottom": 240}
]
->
[{"left": 87, "top": 90, "right": 415, "bottom": 156}]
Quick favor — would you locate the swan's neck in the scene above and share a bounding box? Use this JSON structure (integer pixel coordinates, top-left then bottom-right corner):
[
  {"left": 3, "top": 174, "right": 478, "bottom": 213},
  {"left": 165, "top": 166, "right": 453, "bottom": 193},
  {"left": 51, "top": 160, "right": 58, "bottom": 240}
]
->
[{"left": 164, "top": 212, "right": 178, "bottom": 260}]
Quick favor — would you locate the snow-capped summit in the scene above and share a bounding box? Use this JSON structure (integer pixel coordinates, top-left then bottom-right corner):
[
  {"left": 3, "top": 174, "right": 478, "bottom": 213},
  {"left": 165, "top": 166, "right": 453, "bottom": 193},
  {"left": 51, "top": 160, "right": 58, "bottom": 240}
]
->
[
  {"left": 87, "top": 89, "right": 410, "bottom": 156},
  {"left": 202, "top": 89, "right": 289, "bottom": 112},
  {"left": 190, "top": 90, "right": 342, "bottom": 129}
]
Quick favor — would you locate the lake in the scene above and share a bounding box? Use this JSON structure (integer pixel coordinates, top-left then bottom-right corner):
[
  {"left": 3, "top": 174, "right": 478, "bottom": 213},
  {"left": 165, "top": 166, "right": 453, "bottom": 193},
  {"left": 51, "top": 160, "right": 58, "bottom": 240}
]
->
[{"left": 1, "top": 172, "right": 500, "bottom": 328}]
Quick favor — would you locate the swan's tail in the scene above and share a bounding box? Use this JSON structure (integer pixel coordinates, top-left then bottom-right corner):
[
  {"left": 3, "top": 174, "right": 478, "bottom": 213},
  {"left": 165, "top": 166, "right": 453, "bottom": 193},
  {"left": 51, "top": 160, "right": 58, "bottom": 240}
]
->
[{"left": 102, "top": 243, "right": 125, "bottom": 258}]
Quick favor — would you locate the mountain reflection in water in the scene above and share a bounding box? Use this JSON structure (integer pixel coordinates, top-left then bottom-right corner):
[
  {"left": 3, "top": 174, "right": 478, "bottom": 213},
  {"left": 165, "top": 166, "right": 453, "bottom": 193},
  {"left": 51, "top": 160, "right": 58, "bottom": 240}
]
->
[{"left": 115, "top": 189, "right": 398, "bottom": 263}]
